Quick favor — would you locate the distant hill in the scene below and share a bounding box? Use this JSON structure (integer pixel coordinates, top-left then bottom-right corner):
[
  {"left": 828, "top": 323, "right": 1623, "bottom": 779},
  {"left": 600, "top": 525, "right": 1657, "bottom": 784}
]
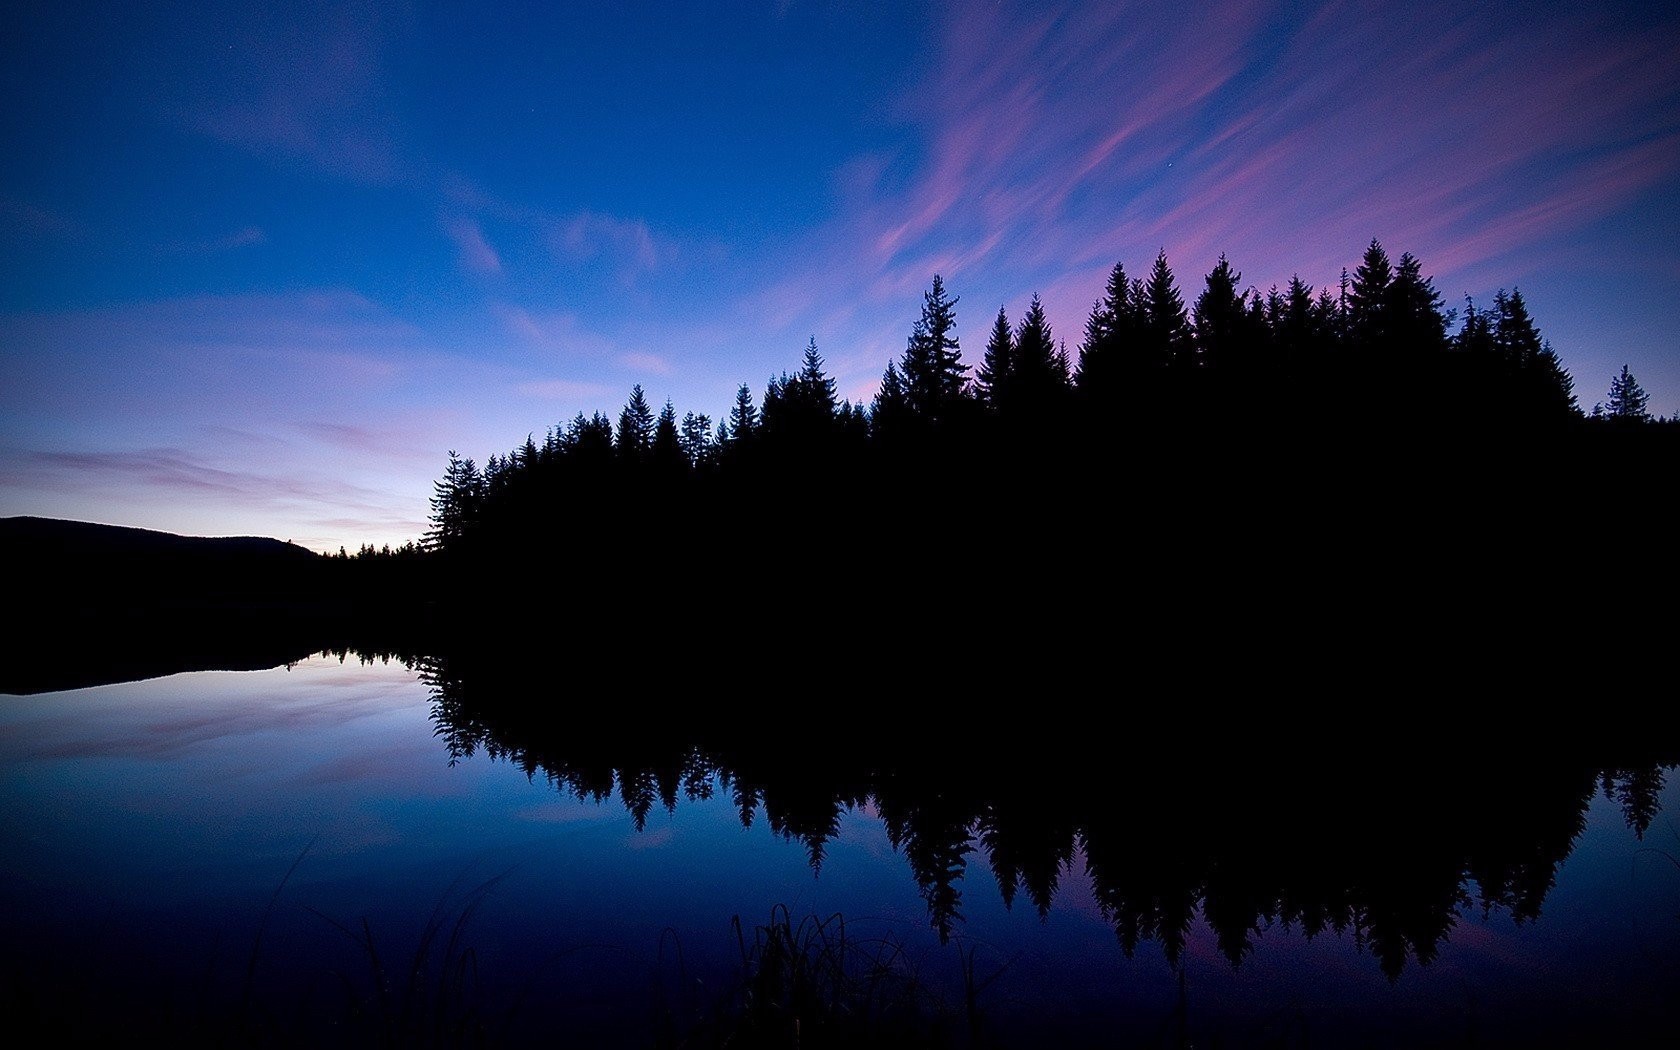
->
[
  {"left": 0, "top": 517, "right": 340, "bottom": 693},
  {"left": 0, "top": 515, "right": 320, "bottom": 567},
  {"left": 1, "top": 515, "right": 324, "bottom": 608}
]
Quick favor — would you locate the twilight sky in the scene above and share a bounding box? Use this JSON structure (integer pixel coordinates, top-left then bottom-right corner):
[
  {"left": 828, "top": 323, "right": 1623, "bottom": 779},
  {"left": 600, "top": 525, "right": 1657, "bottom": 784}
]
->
[{"left": 3, "top": 0, "right": 1677, "bottom": 549}]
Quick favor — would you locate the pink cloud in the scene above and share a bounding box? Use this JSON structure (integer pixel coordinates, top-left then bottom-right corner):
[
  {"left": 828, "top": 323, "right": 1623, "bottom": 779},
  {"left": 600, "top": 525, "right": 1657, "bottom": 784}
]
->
[
  {"left": 516, "top": 378, "right": 616, "bottom": 401},
  {"left": 444, "top": 218, "right": 503, "bottom": 275},
  {"left": 497, "top": 304, "right": 618, "bottom": 357},
  {"left": 619, "top": 352, "right": 674, "bottom": 377},
  {"left": 551, "top": 211, "right": 668, "bottom": 277}
]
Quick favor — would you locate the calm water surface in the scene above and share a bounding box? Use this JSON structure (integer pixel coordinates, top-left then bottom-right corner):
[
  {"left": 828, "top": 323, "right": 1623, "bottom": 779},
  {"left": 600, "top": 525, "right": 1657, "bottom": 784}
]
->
[{"left": 2, "top": 654, "right": 1676, "bottom": 1047}]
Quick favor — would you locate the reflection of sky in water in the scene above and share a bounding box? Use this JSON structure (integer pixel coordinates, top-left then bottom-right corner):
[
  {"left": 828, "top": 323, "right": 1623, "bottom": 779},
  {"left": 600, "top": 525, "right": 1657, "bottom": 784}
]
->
[{"left": 2, "top": 657, "right": 1676, "bottom": 1045}]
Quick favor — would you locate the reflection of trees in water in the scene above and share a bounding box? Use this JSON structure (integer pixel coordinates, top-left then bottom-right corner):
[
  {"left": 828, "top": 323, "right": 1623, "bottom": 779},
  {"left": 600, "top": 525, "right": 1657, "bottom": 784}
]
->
[{"left": 399, "top": 649, "right": 1674, "bottom": 980}]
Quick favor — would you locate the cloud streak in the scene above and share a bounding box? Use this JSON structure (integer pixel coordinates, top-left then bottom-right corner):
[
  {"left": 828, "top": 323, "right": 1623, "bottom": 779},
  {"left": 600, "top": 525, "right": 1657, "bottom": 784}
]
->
[
  {"left": 186, "top": 1, "right": 404, "bottom": 182},
  {"left": 444, "top": 218, "right": 502, "bottom": 275}
]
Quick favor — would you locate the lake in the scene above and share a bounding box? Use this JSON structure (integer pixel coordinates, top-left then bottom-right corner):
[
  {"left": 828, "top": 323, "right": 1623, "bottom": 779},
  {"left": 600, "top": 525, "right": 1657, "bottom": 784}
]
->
[{"left": 2, "top": 652, "right": 1676, "bottom": 1047}]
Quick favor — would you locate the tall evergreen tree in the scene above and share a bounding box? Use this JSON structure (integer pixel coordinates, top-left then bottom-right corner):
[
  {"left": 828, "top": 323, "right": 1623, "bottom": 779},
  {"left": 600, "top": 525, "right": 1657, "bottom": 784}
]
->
[
  {"left": 871, "top": 359, "right": 911, "bottom": 438},
  {"left": 1192, "top": 254, "right": 1251, "bottom": 372},
  {"left": 1271, "top": 275, "right": 1329, "bottom": 368},
  {"left": 1531, "top": 340, "right": 1580, "bottom": 419},
  {"left": 727, "top": 383, "right": 758, "bottom": 445},
  {"left": 680, "top": 411, "right": 714, "bottom": 468},
  {"left": 1493, "top": 289, "right": 1542, "bottom": 370},
  {"left": 1455, "top": 296, "right": 1496, "bottom": 357},
  {"left": 1603, "top": 365, "right": 1650, "bottom": 421},
  {"left": 652, "top": 399, "right": 683, "bottom": 472},
  {"left": 1008, "top": 293, "right": 1069, "bottom": 411},
  {"left": 1346, "top": 239, "right": 1393, "bottom": 354},
  {"left": 900, "top": 275, "right": 969, "bottom": 423},
  {"left": 616, "top": 384, "right": 655, "bottom": 462},
  {"left": 798, "top": 336, "right": 838, "bottom": 419},
  {"left": 976, "top": 306, "right": 1013, "bottom": 409},
  {"left": 425, "top": 450, "right": 481, "bottom": 553},
  {"left": 1075, "top": 260, "right": 1136, "bottom": 397},
  {"left": 1140, "top": 250, "right": 1190, "bottom": 371},
  {"left": 1386, "top": 252, "right": 1449, "bottom": 354}
]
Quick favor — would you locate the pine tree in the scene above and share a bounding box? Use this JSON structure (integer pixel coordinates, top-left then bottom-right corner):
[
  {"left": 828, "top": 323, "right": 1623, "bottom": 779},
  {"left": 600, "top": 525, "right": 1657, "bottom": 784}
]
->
[
  {"left": 871, "top": 359, "right": 910, "bottom": 439},
  {"left": 1075, "top": 260, "right": 1135, "bottom": 397},
  {"left": 1272, "top": 275, "right": 1327, "bottom": 368},
  {"left": 1008, "top": 293, "right": 1069, "bottom": 411},
  {"left": 1192, "top": 254, "right": 1250, "bottom": 372},
  {"left": 798, "top": 336, "right": 838, "bottom": 419},
  {"left": 1455, "top": 296, "right": 1496, "bottom": 357},
  {"left": 1346, "top": 239, "right": 1393, "bottom": 355},
  {"left": 900, "top": 275, "right": 969, "bottom": 423},
  {"left": 425, "top": 450, "right": 481, "bottom": 553},
  {"left": 1604, "top": 365, "right": 1650, "bottom": 422},
  {"left": 1386, "top": 252, "right": 1449, "bottom": 354},
  {"left": 616, "top": 384, "right": 655, "bottom": 462},
  {"left": 1140, "top": 250, "right": 1190, "bottom": 370},
  {"left": 680, "top": 411, "right": 714, "bottom": 468},
  {"left": 652, "top": 399, "right": 683, "bottom": 472},
  {"left": 1532, "top": 341, "right": 1579, "bottom": 419},
  {"left": 1493, "top": 289, "right": 1542, "bottom": 370},
  {"left": 976, "top": 306, "right": 1013, "bottom": 409},
  {"left": 727, "top": 383, "right": 758, "bottom": 444}
]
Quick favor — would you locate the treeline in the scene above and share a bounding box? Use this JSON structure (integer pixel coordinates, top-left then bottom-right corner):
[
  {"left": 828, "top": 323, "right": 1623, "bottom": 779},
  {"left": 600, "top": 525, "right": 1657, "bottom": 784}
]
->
[{"left": 419, "top": 239, "right": 1674, "bottom": 589}]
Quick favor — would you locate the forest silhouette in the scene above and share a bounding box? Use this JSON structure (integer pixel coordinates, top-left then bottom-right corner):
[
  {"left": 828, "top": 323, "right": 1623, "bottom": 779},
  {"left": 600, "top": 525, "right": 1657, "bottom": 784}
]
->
[
  {"left": 9, "top": 238, "right": 1675, "bottom": 692},
  {"left": 405, "top": 239, "right": 1674, "bottom": 626}
]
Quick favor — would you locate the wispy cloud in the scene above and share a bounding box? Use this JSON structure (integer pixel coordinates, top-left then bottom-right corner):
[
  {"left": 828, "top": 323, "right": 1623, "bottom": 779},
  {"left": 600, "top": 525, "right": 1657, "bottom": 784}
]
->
[
  {"left": 516, "top": 378, "right": 616, "bottom": 401},
  {"left": 161, "top": 226, "right": 267, "bottom": 255},
  {"left": 296, "top": 420, "right": 446, "bottom": 463},
  {"left": 550, "top": 211, "right": 670, "bottom": 279},
  {"left": 766, "top": 0, "right": 1680, "bottom": 377},
  {"left": 497, "top": 304, "right": 618, "bottom": 358},
  {"left": 618, "top": 352, "right": 674, "bottom": 377},
  {"left": 5, "top": 447, "right": 397, "bottom": 514},
  {"left": 186, "top": 1, "right": 402, "bottom": 182},
  {"left": 0, "top": 195, "right": 79, "bottom": 236},
  {"left": 443, "top": 217, "right": 502, "bottom": 275}
]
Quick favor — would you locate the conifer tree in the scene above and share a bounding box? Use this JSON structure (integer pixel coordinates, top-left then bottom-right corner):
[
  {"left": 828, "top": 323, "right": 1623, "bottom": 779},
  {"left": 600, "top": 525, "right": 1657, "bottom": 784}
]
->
[
  {"left": 680, "top": 411, "right": 714, "bottom": 468},
  {"left": 1141, "top": 250, "right": 1190, "bottom": 370},
  {"left": 1455, "top": 296, "right": 1496, "bottom": 357},
  {"left": 616, "top": 384, "right": 655, "bottom": 462},
  {"left": 652, "top": 399, "right": 683, "bottom": 472},
  {"left": 1604, "top": 365, "right": 1650, "bottom": 421},
  {"left": 425, "top": 450, "right": 481, "bottom": 552},
  {"left": 727, "top": 383, "right": 758, "bottom": 444},
  {"left": 1192, "top": 254, "right": 1250, "bottom": 372},
  {"left": 1386, "top": 252, "right": 1449, "bottom": 354},
  {"left": 1346, "top": 239, "right": 1393, "bottom": 354},
  {"left": 900, "top": 275, "right": 969, "bottom": 423},
  {"left": 976, "top": 306, "right": 1013, "bottom": 409},
  {"left": 1493, "top": 289, "right": 1542, "bottom": 369},
  {"left": 1532, "top": 341, "right": 1579, "bottom": 419},
  {"left": 871, "top": 359, "right": 911, "bottom": 438},
  {"left": 1075, "top": 260, "right": 1136, "bottom": 397},
  {"left": 1008, "top": 293, "right": 1069, "bottom": 411},
  {"left": 798, "top": 336, "right": 838, "bottom": 419}
]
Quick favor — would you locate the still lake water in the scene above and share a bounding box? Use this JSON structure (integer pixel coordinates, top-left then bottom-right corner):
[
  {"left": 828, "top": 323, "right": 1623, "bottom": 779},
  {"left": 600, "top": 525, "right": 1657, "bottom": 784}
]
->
[{"left": 2, "top": 653, "right": 1677, "bottom": 1047}]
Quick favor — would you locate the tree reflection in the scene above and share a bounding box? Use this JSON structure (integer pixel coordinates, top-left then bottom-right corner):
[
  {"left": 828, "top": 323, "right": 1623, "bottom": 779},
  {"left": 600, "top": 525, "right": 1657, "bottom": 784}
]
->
[{"left": 404, "top": 648, "right": 1674, "bottom": 980}]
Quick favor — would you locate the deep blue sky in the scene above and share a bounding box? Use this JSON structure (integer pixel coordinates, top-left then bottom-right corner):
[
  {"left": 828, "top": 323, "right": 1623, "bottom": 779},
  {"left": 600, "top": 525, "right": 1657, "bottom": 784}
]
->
[{"left": 3, "top": 0, "right": 1677, "bottom": 548}]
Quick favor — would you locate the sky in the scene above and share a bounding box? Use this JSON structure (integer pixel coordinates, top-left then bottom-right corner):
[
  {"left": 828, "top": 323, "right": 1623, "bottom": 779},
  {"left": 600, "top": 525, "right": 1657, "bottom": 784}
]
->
[{"left": 3, "top": 0, "right": 1677, "bottom": 550}]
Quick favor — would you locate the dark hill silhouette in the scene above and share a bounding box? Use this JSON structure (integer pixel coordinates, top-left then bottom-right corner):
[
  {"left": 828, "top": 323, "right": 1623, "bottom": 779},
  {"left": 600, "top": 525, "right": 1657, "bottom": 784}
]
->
[
  {"left": 2, "top": 515, "right": 331, "bottom": 607},
  {"left": 0, "top": 517, "right": 432, "bottom": 694}
]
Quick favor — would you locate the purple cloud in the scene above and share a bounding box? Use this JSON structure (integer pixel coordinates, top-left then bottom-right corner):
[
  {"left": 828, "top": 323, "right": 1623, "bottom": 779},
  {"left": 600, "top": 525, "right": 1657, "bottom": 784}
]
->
[
  {"left": 444, "top": 217, "right": 503, "bottom": 275},
  {"left": 549, "top": 211, "right": 673, "bottom": 283},
  {"left": 185, "top": 1, "right": 402, "bottom": 183}
]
